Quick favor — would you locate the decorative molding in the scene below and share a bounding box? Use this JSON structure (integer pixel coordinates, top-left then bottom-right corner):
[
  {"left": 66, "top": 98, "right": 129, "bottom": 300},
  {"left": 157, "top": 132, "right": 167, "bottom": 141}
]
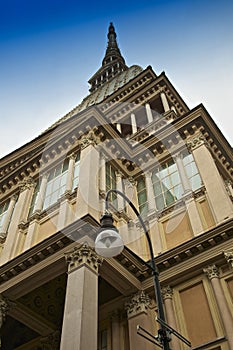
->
[
  {"left": 224, "top": 250, "right": 233, "bottom": 268},
  {"left": 161, "top": 285, "right": 173, "bottom": 300},
  {"left": 125, "top": 290, "right": 150, "bottom": 318},
  {"left": 203, "top": 264, "right": 220, "bottom": 280},
  {"left": 65, "top": 243, "right": 103, "bottom": 274},
  {"left": 186, "top": 133, "right": 207, "bottom": 151},
  {"left": 19, "top": 176, "right": 36, "bottom": 192}
]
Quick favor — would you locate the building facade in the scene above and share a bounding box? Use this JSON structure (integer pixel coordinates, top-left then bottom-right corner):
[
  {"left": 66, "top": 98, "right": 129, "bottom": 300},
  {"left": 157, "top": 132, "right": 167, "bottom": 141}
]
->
[{"left": 0, "top": 23, "right": 232, "bottom": 350}]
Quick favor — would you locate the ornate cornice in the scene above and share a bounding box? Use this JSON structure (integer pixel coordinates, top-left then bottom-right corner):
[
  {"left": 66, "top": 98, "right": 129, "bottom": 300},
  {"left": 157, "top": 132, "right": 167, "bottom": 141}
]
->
[
  {"left": 125, "top": 290, "right": 150, "bottom": 318},
  {"left": 65, "top": 243, "right": 103, "bottom": 274},
  {"left": 203, "top": 264, "right": 220, "bottom": 279}
]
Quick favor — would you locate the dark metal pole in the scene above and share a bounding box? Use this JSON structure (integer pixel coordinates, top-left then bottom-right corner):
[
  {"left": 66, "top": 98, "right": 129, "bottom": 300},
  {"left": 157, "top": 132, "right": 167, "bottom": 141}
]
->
[{"left": 105, "top": 189, "right": 171, "bottom": 350}]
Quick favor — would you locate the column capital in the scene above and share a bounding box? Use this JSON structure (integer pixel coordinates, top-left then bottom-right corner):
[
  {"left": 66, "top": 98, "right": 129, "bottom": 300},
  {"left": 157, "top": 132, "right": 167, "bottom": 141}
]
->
[
  {"left": 125, "top": 290, "right": 150, "bottom": 318},
  {"left": 68, "top": 152, "right": 77, "bottom": 160},
  {"left": 19, "top": 176, "right": 36, "bottom": 192},
  {"left": 65, "top": 243, "right": 103, "bottom": 274},
  {"left": 80, "top": 131, "right": 100, "bottom": 150},
  {"left": 186, "top": 133, "right": 208, "bottom": 151},
  {"left": 161, "top": 285, "right": 173, "bottom": 300},
  {"left": 145, "top": 171, "right": 152, "bottom": 178},
  {"left": 40, "top": 330, "right": 60, "bottom": 349},
  {"left": 224, "top": 250, "right": 233, "bottom": 268},
  {"left": 203, "top": 264, "right": 220, "bottom": 279}
]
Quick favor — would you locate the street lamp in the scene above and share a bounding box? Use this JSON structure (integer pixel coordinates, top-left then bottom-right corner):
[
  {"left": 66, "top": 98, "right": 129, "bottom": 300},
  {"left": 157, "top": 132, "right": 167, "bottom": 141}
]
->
[{"left": 95, "top": 189, "right": 171, "bottom": 350}]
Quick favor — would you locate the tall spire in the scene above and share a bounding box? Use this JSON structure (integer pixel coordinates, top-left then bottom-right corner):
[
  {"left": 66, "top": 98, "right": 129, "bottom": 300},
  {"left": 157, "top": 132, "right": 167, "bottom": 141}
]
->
[{"left": 88, "top": 23, "right": 128, "bottom": 93}]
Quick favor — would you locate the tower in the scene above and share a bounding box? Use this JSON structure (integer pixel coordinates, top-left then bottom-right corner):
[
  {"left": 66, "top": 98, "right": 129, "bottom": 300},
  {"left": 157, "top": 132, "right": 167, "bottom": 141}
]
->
[{"left": 0, "top": 23, "right": 232, "bottom": 350}]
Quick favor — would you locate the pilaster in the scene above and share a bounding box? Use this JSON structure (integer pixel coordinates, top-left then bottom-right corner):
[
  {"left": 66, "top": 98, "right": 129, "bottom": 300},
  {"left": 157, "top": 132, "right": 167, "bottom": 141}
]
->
[
  {"left": 161, "top": 286, "right": 179, "bottom": 350},
  {"left": 60, "top": 244, "right": 102, "bottom": 350},
  {"left": 76, "top": 132, "right": 100, "bottom": 221},
  {"left": 125, "top": 291, "right": 154, "bottom": 350},
  {"left": 203, "top": 264, "right": 233, "bottom": 349},
  {"left": 187, "top": 134, "right": 233, "bottom": 223},
  {"left": 1, "top": 177, "right": 35, "bottom": 263},
  {"left": 145, "top": 172, "right": 157, "bottom": 214}
]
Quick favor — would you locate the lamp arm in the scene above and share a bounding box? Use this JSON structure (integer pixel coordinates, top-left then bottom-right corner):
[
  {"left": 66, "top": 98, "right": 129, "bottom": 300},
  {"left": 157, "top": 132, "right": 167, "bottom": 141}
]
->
[{"left": 105, "top": 189, "right": 167, "bottom": 325}]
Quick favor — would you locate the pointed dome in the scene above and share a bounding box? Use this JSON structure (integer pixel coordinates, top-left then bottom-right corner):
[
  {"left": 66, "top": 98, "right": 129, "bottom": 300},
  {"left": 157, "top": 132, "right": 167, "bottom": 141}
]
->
[{"left": 88, "top": 23, "right": 128, "bottom": 93}]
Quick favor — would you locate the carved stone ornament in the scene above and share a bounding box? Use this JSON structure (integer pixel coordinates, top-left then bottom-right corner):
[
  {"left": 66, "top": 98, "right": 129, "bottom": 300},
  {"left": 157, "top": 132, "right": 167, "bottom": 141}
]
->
[
  {"left": 80, "top": 131, "right": 100, "bottom": 150},
  {"left": 65, "top": 243, "right": 103, "bottom": 274},
  {"left": 186, "top": 133, "right": 207, "bottom": 151},
  {"left": 0, "top": 294, "right": 9, "bottom": 329},
  {"left": 224, "top": 250, "right": 233, "bottom": 268},
  {"left": 19, "top": 176, "right": 36, "bottom": 192},
  {"left": 40, "top": 330, "right": 60, "bottom": 350},
  {"left": 161, "top": 285, "right": 173, "bottom": 300},
  {"left": 203, "top": 264, "right": 220, "bottom": 280},
  {"left": 125, "top": 290, "right": 150, "bottom": 318}
]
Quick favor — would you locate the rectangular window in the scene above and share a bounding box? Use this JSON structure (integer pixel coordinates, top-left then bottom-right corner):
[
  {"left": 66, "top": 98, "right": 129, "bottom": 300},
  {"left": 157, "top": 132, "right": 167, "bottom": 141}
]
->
[
  {"left": 43, "top": 159, "right": 69, "bottom": 210},
  {"left": 106, "top": 163, "right": 117, "bottom": 205},
  {"left": 183, "top": 153, "right": 202, "bottom": 191},
  {"left": 152, "top": 159, "right": 183, "bottom": 211},
  {"left": 0, "top": 200, "right": 9, "bottom": 230},
  {"left": 137, "top": 177, "right": 148, "bottom": 214}
]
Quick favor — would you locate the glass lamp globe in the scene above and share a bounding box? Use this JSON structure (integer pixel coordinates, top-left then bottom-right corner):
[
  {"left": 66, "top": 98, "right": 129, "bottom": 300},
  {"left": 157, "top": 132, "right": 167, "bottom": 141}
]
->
[{"left": 95, "top": 228, "right": 124, "bottom": 258}]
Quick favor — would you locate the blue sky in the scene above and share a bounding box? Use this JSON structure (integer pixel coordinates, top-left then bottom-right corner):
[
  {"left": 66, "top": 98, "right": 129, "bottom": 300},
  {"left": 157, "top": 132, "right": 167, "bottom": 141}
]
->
[{"left": 1, "top": 0, "right": 233, "bottom": 157}]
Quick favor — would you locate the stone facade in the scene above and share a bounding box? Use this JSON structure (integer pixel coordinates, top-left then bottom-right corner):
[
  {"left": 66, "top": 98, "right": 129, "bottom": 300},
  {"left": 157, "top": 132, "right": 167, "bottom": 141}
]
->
[{"left": 0, "top": 23, "right": 232, "bottom": 350}]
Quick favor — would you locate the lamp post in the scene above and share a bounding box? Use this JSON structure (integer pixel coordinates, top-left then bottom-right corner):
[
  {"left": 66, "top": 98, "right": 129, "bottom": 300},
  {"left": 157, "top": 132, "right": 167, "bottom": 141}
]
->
[{"left": 95, "top": 189, "right": 171, "bottom": 350}]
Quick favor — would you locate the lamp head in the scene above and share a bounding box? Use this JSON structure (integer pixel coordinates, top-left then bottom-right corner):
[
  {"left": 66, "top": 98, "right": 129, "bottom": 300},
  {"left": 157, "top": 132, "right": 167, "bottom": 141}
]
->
[{"left": 95, "top": 213, "right": 124, "bottom": 258}]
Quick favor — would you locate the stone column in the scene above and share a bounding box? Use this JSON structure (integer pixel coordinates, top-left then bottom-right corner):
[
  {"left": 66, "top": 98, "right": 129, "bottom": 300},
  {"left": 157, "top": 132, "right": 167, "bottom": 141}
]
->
[
  {"left": 187, "top": 134, "right": 233, "bottom": 223},
  {"left": 116, "top": 123, "right": 122, "bottom": 133},
  {"left": 23, "top": 173, "right": 49, "bottom": 251},
  {"left": 203, "top": 265, "right": 233, "bottom": 349},
  {"left": 65, "top": 153, "right": 77, "bottom": 194},
  {"left": 131, "top": 113, "right": 137, "bottom": 134},
  {"left": 145, "top": 172, "right": 157, "bottom": 213},
  {"left": 110, "top": 311, "right": 121, "bottom": 350},
  {"left": 160, "top": 92, "right": 170, "bottom": 113},
  {"left": 99, "top": 153, "right": 106, "bottom": 213},
  {"left": 162, "top": 286, "right": 179, "bottom": 350},
  {"left": 57, "top": 154, "right": 77, "bottom": 231},
  {"left": 0, "top": 195, "right": 17, "bottom": 241},
  {"left": 125, "top": 291, "right": 154, "bottom": 350},
  {"left": 60, "top": 244, "right": 103, "bottom": 350},
  {"left": 175, "top": 154, "right": 191, "bottom": 193},
  {"left": 34, "top": 172, "right": 49, "bottom": 212},
  {"left": 175, "top": 154, "right": 204, "bottom": 235},
  {"left": 145, "top": 103, "right": 153, "bottom": 123},
  {"left": 76, "top": 132, "right": 100, "bottom": 221},
  {"left": 116, "top": 172, "right": 124, "bottom": 211},
  {"left": 0, "top": 177, "right": 35, "bottom": 263}
]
